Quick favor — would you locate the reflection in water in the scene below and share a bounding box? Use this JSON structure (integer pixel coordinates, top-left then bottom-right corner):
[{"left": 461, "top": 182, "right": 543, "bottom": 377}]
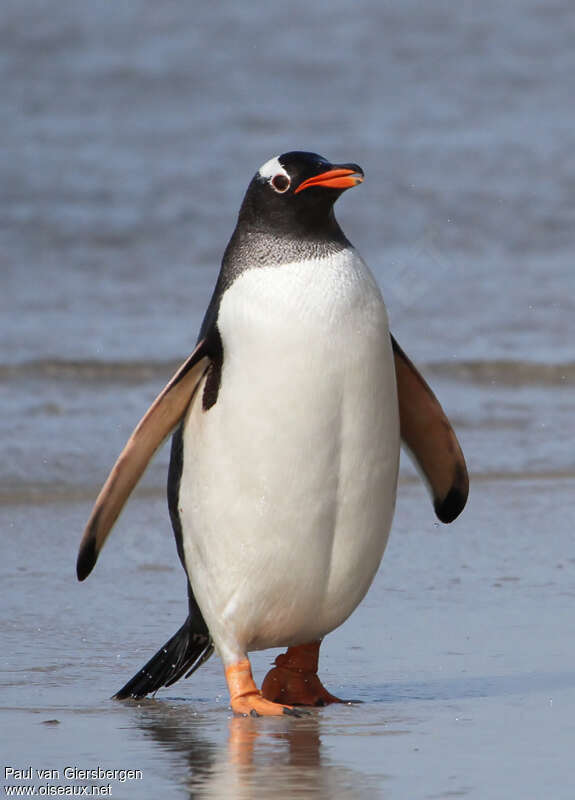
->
[
  {"left": 122, "top": 670, "right": 575, "bottom": 797},
  {"left": 130, "top": 700, "right": 377, "bottom": 799},
  {"left": 227, "top": 714, "right": 323, "bottom": 769}
]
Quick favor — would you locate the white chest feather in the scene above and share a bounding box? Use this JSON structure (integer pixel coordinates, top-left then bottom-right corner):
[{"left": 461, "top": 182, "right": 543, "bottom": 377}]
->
[{"left": 179, "top": 249, "right": 400, "bottom": 663}]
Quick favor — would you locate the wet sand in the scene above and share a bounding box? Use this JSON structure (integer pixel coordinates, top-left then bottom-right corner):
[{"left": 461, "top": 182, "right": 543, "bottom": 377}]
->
[{"left": 3, "top": 476, "right": 575, "bottom": 798}]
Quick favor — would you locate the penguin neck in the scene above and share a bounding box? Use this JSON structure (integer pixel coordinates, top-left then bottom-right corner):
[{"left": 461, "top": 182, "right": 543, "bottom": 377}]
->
[{"left": 221, "top": 211, "right": 351, "bottom": 277}]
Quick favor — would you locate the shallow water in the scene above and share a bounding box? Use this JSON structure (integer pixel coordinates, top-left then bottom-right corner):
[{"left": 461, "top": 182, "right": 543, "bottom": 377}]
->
[
  {"left": 3, "top": 480, "right": 575, "bottom": 798},
  {"left": 2, "top": 1, "right": 575, "bottom": 797}
]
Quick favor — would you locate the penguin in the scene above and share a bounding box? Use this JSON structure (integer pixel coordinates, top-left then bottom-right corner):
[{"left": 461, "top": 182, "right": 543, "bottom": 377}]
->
[{"left": 76, "top": 151, "right": 468, "bottom": 716}]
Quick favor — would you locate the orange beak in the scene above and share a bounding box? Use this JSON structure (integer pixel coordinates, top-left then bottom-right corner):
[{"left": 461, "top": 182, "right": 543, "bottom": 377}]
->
[{"left": 294, "top": 167, "right": 364, "bottom": 194}]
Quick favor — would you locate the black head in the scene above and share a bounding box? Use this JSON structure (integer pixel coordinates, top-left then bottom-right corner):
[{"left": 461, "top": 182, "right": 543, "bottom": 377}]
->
[{"left": 237, "top": 151, "right": 364, "bottom": 239}]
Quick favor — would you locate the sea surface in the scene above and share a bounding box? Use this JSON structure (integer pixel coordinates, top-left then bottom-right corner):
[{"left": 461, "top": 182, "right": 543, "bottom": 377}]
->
[{"left": 2, "top": 1, "right": 574, "bottom": 798}]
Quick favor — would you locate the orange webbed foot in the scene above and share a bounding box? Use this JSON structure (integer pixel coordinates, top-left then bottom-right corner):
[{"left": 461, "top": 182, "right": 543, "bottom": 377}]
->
[
  {"left": 225, "top": 659, "right": 306, "bottom": 717},
  {"left": 231, "top": 691, "right": 303, "bottom": 717},
  {"left": 261, "top": 643, "right": 346, "bottom": 706}
]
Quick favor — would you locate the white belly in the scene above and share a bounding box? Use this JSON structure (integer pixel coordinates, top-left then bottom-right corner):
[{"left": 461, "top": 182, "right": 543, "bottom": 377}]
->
[{"left": 179, "top": 250, "right": 400, "bottom": 664}]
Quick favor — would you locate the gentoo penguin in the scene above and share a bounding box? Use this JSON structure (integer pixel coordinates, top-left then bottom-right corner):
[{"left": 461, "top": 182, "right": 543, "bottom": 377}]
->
[{"left": 77, "top": 151, "right": 468, "bottom": 716}]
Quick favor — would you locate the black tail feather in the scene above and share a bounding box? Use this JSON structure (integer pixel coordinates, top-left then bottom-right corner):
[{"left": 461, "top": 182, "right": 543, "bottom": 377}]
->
[{"left": 113, "top": 618, "right": 214, "bottom": 700}]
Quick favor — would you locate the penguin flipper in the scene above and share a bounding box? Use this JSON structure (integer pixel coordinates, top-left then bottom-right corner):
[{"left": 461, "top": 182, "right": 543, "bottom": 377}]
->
[
  {"left": 391, "top": 334, "right": 468, "bottom": 523},
  {"left": 76, "top": 340, "right": 211, "bottom": 581}
]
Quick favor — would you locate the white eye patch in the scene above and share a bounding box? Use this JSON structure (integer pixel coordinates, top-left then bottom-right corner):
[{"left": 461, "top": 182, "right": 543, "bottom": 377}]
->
[{"left": 257, "top": 156, "right": 289, "bottom": 182}]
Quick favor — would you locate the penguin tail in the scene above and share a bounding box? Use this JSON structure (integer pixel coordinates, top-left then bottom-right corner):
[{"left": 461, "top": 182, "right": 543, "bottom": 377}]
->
[{"left": 113, "top": 618, "right": 214, "bottom": 700}]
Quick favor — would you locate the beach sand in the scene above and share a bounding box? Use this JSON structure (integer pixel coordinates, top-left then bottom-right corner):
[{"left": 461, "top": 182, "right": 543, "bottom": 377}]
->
[{"left": 3, "top": 474, "right": 575, "bottom": 798}]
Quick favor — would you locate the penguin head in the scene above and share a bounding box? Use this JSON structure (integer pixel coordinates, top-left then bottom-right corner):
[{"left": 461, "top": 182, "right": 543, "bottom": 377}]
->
[{"left": 237, "top": 151, "right": 364, "bottom": 237}]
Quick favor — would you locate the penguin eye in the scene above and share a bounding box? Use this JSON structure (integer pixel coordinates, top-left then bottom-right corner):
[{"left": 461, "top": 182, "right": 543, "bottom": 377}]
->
[{"left": 271, "top": 174, "right": 290, "bottom": 193}]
